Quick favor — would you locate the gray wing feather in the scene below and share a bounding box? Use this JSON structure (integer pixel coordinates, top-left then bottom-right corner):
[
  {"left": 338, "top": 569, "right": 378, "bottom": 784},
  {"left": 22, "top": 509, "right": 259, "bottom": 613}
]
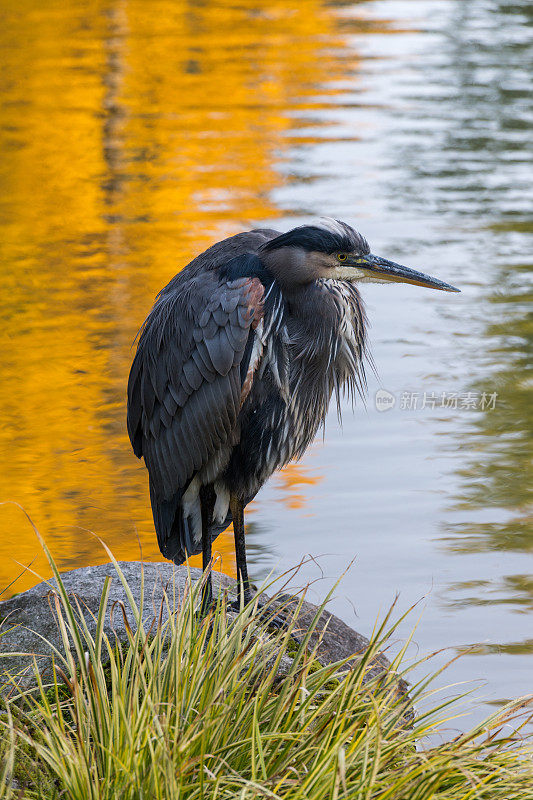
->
[
  {"left": 127, "top": 270, "right": 263, "bottom": 501},
  {"left": 127, "top": 230, "right": 282, "bottom": 563}
]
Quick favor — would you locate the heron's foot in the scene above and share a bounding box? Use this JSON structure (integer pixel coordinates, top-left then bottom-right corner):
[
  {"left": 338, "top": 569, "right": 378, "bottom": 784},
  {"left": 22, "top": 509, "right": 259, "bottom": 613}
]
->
[
  {"left": 226, "top": 594, "right": 290, "bottom": 631},
  {"left": 226, "top": 591, "right": 254, "bottom": 616},
  {"left": 257, "top": 604, "right": 290, "bottom": 631}
]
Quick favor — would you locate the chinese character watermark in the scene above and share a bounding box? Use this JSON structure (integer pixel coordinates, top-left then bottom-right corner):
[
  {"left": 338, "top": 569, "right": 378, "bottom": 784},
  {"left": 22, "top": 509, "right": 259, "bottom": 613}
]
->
[{"left": 375, "top": 389, "right": 499, "bottom": 412}]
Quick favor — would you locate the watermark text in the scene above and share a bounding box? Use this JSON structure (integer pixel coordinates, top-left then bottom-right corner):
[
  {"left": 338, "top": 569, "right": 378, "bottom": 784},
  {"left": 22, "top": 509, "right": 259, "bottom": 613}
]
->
[{"left": 375, "top": 389, "right": 498, "bottom": 412}]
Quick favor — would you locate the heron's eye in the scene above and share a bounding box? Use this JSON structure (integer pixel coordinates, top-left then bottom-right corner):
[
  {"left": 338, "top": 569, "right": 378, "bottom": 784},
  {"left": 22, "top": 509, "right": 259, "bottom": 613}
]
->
[{"left": 337, "top": 253, "right": 348, "bottom": 262}]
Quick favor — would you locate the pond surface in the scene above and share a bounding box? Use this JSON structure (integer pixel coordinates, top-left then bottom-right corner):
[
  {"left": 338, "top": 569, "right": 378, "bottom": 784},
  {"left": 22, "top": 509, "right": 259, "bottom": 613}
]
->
[{"left": 1, "top": 0, "right": 531, "bottom": 728}]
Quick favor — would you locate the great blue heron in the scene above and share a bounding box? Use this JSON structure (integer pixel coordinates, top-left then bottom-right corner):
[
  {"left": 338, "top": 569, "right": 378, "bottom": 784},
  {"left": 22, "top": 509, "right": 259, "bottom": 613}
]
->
[{"left": 127, "top": 219, "right": 458, "bottom": 609}]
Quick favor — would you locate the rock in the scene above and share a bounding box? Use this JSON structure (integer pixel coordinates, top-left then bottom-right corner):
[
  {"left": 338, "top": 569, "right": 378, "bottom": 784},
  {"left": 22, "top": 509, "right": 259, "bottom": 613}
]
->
[
  {"left": 0, "top": 562, "right": 227, "bottom": 691},
  {"left": 0, "top": 562, "right": 409, "bottom": 704}
]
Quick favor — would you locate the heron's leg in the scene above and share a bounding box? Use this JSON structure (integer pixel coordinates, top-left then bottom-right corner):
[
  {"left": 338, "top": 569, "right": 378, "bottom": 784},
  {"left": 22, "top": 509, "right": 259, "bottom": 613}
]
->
[
  {"left": 200, "top": 486, "right": 213, "bottom": 614},
  {"left": 230, "top": 494, "right": 253, "bottom": 608},
  {"left": 228, "top": 496, "right": 290, "bottom": 631}
]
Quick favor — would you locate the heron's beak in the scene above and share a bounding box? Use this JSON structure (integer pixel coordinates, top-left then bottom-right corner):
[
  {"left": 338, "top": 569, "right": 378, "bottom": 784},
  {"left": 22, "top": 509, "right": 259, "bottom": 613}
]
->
[{"left": 348, "top": 253, "right": 460, "bottom": 292}]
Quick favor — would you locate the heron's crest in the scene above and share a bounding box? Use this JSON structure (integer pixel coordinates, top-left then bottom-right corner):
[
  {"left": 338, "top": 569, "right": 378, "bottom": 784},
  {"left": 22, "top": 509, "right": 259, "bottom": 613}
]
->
[{"left": 261, "top": 218, "right": 369, "bottom": 256}]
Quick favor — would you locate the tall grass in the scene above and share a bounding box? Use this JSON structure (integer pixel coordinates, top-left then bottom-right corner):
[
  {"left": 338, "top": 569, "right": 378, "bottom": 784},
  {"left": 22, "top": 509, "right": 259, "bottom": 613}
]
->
[{"left": 1, "top": 542, "right": 532, "bottom": 799}]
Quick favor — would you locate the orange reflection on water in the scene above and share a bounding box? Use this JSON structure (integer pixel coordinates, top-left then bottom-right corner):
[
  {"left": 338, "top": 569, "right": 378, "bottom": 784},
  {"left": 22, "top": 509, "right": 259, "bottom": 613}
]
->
[
  {"left": 275, "top": 463, "right": 322, "bottom": 510},
  {"left": 0, "top": 0, "right": 350, "bottom": 596}
]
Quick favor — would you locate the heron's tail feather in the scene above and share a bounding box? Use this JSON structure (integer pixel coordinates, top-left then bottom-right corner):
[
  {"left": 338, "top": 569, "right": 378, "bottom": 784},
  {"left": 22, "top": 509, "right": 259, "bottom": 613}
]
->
[{"left": 149, "top": 482, "right": 188, "bottom": 564}]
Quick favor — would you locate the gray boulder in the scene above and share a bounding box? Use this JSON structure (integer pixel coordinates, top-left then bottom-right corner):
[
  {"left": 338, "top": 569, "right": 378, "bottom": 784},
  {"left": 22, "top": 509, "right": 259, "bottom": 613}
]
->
[{"left": 0, "top": 562, "right": 408, "bottom": 702}]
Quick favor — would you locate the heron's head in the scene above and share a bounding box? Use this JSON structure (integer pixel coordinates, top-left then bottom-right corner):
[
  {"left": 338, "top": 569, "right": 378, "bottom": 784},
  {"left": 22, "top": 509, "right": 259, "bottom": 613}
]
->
[{"left": 260, "top": 218, "right": 459, "bottom": 293}]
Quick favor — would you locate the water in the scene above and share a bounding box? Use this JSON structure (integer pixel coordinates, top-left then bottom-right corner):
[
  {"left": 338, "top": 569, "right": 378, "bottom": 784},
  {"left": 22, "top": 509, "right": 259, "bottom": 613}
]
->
[{"left": 0, "top": 0, "right": 531, "bottom": 728}]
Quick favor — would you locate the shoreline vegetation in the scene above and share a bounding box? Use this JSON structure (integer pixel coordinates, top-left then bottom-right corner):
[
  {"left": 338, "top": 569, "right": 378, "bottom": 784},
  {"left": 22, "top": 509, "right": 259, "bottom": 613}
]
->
[{"left": 1, "top": 541, "right": 532, "bottom": 799}]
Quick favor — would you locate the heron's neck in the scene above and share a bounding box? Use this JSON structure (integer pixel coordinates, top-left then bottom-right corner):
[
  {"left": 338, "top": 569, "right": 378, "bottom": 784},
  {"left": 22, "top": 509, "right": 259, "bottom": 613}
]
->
[
  {"left": 278, "top": 279, "right": 368, "bottom": 434},
  {"left": 291, "top": 278, "right": 367, "bottom": 376},
  {"left": 284, "top": 279, "right": 364, "bottom": 331}
]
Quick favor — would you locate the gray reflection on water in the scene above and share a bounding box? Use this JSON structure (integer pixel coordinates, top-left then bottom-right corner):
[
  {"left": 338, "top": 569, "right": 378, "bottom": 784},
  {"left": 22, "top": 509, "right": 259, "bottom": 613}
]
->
[{"left": 372, "top": 1, "right": 533, "bottom": 545}]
